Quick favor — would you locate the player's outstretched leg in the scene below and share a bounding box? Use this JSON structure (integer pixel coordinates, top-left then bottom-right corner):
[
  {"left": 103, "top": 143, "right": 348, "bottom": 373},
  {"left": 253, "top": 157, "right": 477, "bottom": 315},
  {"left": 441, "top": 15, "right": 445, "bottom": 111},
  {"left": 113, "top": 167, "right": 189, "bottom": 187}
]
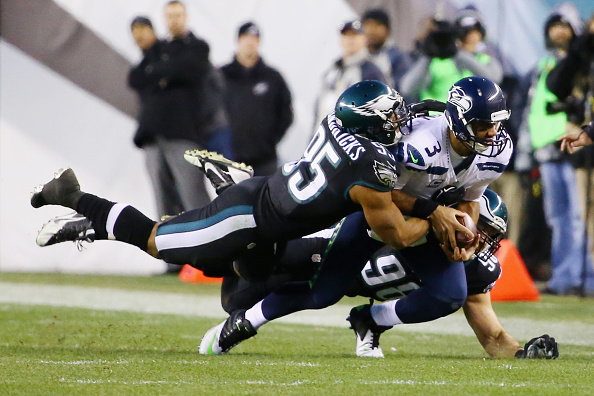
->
[
  {"left": 184, "top": 150, "right": 253, "bottom": 193},
  {"left": 347, "top": 304, "right": 392, "bottom": 358},
  {"left": 31, "top": 168, "right": 84, "bottom": 209},
  {"left": 36, "top": 212, "right": 95, "bottom": 247},
  {"left": 31, "top": 168, "right": 158, "bottom": 256},
  {"left": 199, "top": 310, "right": 257, "bottom": 355}
]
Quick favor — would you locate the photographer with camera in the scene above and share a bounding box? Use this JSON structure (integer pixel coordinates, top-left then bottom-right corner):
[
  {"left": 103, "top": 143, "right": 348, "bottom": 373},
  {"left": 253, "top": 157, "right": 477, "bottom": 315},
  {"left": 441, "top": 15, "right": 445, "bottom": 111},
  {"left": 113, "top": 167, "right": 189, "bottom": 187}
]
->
[
  {"left": 519, "top": 8, "right": 594, "bottom": 296},
  {"left": 547, "top": 13, "right": 594, "bottom": 107},
  {"left": 400, "top": 14, "right": 502, "bottom": 102},
  {"left": 551, "top": 12, "right": 594, "bottom": 153},
  {"left": 550, "top": 11, "right": 594, "bottom": 298}
]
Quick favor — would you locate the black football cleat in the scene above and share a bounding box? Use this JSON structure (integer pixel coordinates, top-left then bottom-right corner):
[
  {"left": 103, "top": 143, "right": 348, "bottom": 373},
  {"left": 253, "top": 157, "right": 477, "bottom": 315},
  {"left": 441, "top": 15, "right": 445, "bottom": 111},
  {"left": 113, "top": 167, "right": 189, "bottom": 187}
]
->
[
  {"left": 347, "top": 304, "right": 392, "bottom": 358},
  {"left": 31, "top": 168, "right": 83, "bottom": 209},
  {"left": 199, "top": 309, "right": 257, "bottom": 355}
]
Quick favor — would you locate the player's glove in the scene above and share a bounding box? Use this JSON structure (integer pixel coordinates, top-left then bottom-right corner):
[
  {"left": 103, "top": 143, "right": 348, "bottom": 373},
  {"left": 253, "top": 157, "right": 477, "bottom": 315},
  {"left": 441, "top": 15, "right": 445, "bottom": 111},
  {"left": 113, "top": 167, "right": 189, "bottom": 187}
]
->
[{"left": 515, "top": 334, "right": 559, "bottom": 359}]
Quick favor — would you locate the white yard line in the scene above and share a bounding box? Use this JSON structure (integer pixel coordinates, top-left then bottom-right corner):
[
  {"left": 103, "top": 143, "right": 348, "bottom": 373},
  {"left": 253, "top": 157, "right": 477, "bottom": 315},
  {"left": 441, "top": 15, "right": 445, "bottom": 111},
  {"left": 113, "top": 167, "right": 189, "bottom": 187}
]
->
[{"left": 1, "top": 282, "right": 592, "bottom": 346}]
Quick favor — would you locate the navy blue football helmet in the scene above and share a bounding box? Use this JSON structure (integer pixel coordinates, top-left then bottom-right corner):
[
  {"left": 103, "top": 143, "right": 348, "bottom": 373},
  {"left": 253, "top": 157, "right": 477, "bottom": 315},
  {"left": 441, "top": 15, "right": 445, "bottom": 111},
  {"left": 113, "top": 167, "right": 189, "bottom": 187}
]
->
[
  {"left": 335, "top": 80, "right": 409, "bottom": 146},
  {"left": 445, "top": 77, "right": 511, "bottom": 157},
  {"left": 477, "top": 189, "right": 508, "bottom": 260}
]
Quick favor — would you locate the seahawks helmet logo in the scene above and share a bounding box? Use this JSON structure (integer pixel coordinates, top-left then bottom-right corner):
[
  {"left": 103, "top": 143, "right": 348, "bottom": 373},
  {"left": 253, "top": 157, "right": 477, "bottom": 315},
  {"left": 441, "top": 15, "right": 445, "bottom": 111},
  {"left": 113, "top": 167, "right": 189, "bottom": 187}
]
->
[
  {"left": 373, "top": 160, "right": 397, "bottom": 188},
  {"left": 350, "top": 93, "right": 401, "bottom": 118},
  {"left": 447, "top": 86, "right": 472, "bottom": 113}
]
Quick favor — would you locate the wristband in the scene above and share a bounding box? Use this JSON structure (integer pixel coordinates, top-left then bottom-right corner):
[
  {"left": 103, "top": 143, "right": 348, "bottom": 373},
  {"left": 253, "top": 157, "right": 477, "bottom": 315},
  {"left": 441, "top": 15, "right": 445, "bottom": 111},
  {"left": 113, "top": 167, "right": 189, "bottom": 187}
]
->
[
  {"left": 584, "top": 122, "right": 594, "bottom": 140},
  {"left": 411, "top": 198, "right": 439, "bottom": 219}
]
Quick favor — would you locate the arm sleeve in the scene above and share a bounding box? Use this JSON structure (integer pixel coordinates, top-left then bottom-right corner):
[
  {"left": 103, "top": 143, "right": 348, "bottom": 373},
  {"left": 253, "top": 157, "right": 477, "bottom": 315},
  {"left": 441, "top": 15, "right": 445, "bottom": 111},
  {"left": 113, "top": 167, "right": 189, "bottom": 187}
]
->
[
  {"left": 127, "top": 47, "right": 161, "bottom": 90},
  {"left": 454, "top": 51, "right": 503, "bottom": 83},
  {"left": 272, "top": 73, "right": 294, "bottom": 145},
  {"left": 545, "top": 54, "right": 580, "bottom": 101},
  {"left": 586, "top": 121, "right": 594, "bottom": 140},
  {"left": 128, "top": 60, "right": 150, "bottom": 90},
  {"left": 149, "top": 41, "right": 211, "bottom": 85}
]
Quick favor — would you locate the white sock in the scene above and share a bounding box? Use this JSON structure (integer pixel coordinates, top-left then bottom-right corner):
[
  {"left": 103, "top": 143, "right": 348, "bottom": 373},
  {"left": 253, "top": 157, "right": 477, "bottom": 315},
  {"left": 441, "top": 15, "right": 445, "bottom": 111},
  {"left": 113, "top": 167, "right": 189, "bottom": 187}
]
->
[
  {"left": 370, "top": 300, "right": 403, "bottom": 327},
  {"left": 105, "top": 203, "right": 128, "bottom": 240},
  {"left": 244, "top": 300, "right": 268, "bottom": 330}
]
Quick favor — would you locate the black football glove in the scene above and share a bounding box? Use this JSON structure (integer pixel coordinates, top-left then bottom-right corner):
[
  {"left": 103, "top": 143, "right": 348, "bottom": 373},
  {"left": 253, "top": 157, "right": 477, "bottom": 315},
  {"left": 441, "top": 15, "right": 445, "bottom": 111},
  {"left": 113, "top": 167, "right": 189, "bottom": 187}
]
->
[{"left": 515, "top": 334, "right": 559, "bottom": 359}]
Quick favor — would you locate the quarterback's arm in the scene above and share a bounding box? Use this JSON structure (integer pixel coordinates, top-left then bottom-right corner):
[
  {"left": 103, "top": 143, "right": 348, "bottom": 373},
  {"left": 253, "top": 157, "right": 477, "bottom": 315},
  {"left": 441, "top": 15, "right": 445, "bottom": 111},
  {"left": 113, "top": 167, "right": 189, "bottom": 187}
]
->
[
  {"left": 390, "top": 190, "right": 474, "bottom": 251},
  {"left": 462, "top": 292, "right": 522, "bottom": 359},
  {"left": 350, "top": 185, "right": 429, "bottom": 250}
]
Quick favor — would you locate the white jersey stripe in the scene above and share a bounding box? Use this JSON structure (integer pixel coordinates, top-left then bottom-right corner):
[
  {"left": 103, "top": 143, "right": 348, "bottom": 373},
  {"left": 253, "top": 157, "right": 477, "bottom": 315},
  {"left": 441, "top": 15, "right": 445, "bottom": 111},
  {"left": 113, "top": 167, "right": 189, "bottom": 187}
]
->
[
  {"left": 106, "top": 203, "right": 128, "bottom": 240},
  {"left": 155, "top": 214, "right": 257, "bottom": 251}
]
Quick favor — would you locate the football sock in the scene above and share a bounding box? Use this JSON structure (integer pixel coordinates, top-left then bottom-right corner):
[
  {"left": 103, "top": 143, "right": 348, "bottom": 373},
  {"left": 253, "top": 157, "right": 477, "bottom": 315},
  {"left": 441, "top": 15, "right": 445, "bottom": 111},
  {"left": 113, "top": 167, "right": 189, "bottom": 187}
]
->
[
  {"left": 75, "top": 193, "right": 115, "bottom": 240},
  {"left": 109, "top": 205, "right": 156, "bottom": 252},
  {"left": 76, "top": 194, "right": 156, "bottom": 251},
  {"left": 244, "top": 301, "right": 268, "bottom": 329},
  {"left": 370, "top": 300, "right": 403, "bottom": 327}
]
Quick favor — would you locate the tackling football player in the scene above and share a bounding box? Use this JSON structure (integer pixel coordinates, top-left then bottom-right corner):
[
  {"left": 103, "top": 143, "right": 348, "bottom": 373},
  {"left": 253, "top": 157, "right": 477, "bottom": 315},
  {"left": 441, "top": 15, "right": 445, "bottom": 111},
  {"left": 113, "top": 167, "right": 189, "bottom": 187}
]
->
[{"left": 31, "top": 81, "right": 471, "bottom": 283}]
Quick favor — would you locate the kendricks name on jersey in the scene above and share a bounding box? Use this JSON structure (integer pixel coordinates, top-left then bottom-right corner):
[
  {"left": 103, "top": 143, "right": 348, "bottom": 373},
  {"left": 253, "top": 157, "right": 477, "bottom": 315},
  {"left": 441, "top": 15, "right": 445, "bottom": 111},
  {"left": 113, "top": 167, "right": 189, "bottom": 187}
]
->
[{"left": 328, "top": 113, "right": 366, "bottom": 161}]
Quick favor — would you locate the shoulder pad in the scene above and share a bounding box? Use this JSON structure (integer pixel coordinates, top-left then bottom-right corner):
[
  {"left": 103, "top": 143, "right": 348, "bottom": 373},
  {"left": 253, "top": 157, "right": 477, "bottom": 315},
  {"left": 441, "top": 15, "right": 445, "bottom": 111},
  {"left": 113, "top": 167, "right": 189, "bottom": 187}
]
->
[
  {"left": 402, "top": 143, "right": 426, "bottom": 168},
  {"left": 373, "top": 160, "right": 398, "bottom": 189}
]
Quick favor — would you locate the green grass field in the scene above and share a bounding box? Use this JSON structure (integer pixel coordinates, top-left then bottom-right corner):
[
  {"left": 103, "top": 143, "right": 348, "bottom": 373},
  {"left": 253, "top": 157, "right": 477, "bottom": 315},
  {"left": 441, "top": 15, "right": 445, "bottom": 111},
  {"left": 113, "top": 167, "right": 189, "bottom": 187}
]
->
[{"left": 1, "top": 272, "right": 593, "bottom": 395}]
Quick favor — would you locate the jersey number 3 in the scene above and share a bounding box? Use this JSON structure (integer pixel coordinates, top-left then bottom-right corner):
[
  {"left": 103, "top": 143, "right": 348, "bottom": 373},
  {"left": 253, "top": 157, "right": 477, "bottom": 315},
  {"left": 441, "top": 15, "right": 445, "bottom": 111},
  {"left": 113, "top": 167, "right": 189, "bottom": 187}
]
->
[{"left": 283, "top": 127, "right": 341, "bottom": 202}]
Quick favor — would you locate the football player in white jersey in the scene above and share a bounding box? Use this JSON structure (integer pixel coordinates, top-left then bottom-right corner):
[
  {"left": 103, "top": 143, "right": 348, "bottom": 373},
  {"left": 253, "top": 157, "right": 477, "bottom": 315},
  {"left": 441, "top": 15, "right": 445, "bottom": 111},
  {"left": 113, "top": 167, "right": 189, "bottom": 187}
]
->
[{"left": 357, "top": 76, "right": 513, "bottom": 338}]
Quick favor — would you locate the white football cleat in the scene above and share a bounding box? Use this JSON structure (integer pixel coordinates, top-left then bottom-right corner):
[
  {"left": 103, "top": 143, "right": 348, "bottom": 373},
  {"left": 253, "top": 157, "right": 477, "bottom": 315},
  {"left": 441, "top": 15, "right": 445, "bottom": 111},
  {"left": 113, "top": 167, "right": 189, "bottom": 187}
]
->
[
  {"left": 36, "top": 212, "right": 95, "bottom": 248},
  {"left": 184, "top": 150, "right": 253, "bottom": 193},
  {"left": 347, "top": 304, "right": 392, "bottom": 358}
]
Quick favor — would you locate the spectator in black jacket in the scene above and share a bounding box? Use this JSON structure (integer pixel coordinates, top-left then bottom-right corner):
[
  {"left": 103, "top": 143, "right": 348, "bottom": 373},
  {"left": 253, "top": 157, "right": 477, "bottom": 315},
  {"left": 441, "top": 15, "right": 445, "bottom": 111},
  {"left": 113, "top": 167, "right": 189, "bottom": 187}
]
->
[
  {"left": 128, "top": 2, "right": 227, "bottom": 223},
  {"left": 128, "top": 17, "right": 161, "bottom": 150},
  {"left": 220, "top": 22, "right": 294, "bottom": 176},
  {"left": 546, "top": 12, "right": 594, "bottom": 109}
]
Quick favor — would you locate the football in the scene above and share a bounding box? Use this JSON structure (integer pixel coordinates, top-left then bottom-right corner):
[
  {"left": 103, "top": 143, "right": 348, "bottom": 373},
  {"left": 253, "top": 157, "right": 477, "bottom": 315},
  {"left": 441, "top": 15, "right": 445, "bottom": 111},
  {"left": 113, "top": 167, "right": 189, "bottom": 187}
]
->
[{"left": 456, "top": 213, "right": 478, "bottom": 249}]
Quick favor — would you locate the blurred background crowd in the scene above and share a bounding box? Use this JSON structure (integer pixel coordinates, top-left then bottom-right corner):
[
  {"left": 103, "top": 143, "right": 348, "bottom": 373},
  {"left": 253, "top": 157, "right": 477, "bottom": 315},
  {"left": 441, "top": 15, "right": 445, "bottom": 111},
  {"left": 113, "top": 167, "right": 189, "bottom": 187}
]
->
[{"left": 1, "top": 0, "right": 594, "bottom": 294}]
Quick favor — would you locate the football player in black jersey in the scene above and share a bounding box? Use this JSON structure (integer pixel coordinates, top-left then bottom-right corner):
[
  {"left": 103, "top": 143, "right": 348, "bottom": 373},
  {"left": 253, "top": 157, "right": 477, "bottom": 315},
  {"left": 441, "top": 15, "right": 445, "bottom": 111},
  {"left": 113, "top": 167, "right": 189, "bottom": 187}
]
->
[
  {"left": 202, "top": 190, "right": 557, "bottom": 359},
  {"left": 32, "top": 81, "right": 472, "bottom": 282}
]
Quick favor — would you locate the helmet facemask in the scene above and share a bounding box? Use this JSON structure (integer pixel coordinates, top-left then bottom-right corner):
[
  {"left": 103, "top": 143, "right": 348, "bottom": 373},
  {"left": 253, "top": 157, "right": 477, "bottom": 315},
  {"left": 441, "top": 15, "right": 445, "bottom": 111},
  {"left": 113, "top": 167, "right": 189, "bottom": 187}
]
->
[
  {"left": 367, "top": 98, "right": 409, "bottom": 146},
  {"left": 463, "top": 119, "right": 509, "bottom": 157},
  {"left": 475, "top": 222, "right": 504, "bottom": 261},
  {"left": 349, "top": 95, "right": 409, "bottom": 146}
]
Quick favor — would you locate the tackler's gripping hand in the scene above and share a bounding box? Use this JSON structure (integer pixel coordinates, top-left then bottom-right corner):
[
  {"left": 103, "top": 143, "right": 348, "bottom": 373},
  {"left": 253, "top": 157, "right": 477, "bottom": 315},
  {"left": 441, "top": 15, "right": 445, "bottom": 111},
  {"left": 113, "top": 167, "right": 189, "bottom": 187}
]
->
[{"left": 515, "top": 334, "right": 559, "bottom": 360}]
